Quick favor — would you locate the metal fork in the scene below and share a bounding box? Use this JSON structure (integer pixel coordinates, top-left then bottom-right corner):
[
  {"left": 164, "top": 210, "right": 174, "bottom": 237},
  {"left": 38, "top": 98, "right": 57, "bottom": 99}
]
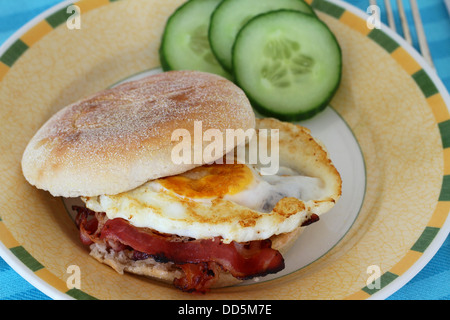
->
[{"left": 370, "top": 0, "right": 434, "bottom": 69}]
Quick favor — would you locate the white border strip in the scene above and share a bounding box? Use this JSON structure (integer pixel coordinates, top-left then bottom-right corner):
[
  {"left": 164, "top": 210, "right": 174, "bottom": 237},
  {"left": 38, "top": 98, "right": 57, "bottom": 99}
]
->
[{"left": 0, "top": 241, "right": 72, "bottom": 300}]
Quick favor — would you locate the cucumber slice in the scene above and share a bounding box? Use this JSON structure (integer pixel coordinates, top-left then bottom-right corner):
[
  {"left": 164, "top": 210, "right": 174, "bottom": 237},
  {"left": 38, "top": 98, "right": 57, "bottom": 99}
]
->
[
  {"left": 233, "top": 10, "right": 342, "bottom": 121},
  {"left": 160, "top": 0, "right": 232, "bottom": 80},
  {"left": 209, "top": 0, "right": 315, "bottom": 72}
]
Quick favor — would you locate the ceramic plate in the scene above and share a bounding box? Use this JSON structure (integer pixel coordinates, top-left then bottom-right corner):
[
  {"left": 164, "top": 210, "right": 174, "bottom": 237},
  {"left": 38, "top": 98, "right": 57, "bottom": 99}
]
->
[{"left": 0, "top": 0, "right": 449, "bottom": 300}]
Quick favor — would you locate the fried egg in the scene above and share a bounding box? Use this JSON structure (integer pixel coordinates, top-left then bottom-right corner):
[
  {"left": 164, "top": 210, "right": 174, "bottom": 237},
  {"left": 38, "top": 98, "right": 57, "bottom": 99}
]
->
[{"left": 83, "top": 162, "right": 330, "bottom": 243}]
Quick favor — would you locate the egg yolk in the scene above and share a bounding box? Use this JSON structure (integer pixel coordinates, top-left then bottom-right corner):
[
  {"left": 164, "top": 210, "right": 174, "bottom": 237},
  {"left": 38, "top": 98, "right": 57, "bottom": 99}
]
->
[{"left": 158, "top": 163, "right": 254, "bottom": 198}]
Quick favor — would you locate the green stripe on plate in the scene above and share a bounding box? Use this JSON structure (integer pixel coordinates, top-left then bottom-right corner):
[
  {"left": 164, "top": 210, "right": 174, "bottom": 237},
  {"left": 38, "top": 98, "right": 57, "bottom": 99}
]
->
[
  {"left": 46, "top": 7, "right": 70, "bottom": 29},
  {"left": 311, "top": 0, "right": 345, "bottom": 19},
  {"left": 412, "top": 69, "right": 439, "bottom": 98},
  {"left": 439, "top": 175, "right": 450, "bottom": 201},
  {"left": 66, "top": 288, "right": 98, "bottom": 300},
  {"left": 10, "top": 246, "right": 44, "bottom": 272},
  {"left": 411, "top": 226, "right": 440, "bottom": 252},
  {"left": 362, "top": 271, "right": 398, "bottom": 295},
  {"left": 367, "top": 29, "right": 399, "bottom": 53},
  {"left": 438, "top": 120, "right": 450, "bottom": 149},
  {"left": 0, "top": 39, "right": 28, "bottom": 67}
]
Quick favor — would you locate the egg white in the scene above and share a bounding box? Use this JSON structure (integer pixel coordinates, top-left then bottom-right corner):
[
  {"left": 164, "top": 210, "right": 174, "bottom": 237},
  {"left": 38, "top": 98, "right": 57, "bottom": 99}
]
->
[{"left": 83, "top": 164, "right": 328, "bottom": 243}]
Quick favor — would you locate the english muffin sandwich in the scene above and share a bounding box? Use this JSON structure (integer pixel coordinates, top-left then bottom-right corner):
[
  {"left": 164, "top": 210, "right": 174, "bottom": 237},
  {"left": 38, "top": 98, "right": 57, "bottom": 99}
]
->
[{"left": 21, "top": 70, "right": 341, "bottom": 293}]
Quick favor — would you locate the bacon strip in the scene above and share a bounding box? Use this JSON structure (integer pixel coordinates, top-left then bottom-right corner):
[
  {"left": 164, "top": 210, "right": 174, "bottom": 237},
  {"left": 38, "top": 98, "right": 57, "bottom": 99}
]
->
[
  {"left": 73, "top": 206, "right": 285, "bottom": 293},
  {"left": 99, "top": 217, "right": 285, "bottom": 280},
  {"left": 74, "top": 206, "right": 100, "bottom": 246},
  {"left": 173, "top": 262, "right": 222, "bottom": 293}
]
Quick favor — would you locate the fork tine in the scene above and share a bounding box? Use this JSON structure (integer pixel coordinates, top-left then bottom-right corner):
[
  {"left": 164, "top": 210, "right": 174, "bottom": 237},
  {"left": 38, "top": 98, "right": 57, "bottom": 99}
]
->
[
  {"left": 384, "top": 0, "right": 397, "bottom": 32},
  {"left": 396, "top": 0, "right": 413, "bottom": 45},
  {"left": 409, "top": 0, "right": 435, "bottom": 69}
]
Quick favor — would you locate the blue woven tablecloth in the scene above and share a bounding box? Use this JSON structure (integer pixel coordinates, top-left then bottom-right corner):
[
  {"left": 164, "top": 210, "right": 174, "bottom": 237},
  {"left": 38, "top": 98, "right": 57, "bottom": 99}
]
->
[{"left": 0, "top": 0, "right": 449, "bottom": 300}]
